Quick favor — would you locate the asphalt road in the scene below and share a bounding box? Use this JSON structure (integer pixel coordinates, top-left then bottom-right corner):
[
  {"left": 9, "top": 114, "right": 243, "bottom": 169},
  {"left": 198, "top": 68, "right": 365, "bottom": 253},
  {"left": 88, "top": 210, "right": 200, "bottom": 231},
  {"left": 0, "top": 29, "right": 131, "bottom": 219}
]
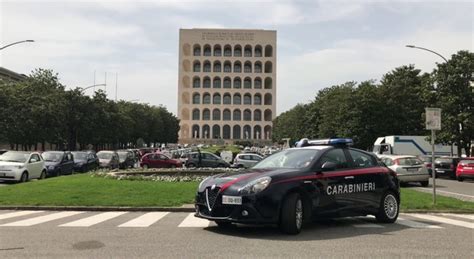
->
[{"left": 0, "top": 211, "right": 472, "bottom": 258}]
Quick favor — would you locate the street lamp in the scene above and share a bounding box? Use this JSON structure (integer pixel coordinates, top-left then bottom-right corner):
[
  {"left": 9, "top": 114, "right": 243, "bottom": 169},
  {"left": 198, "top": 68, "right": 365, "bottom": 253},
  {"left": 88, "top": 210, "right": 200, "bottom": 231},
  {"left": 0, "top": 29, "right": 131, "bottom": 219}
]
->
[
  {"left": 0, "top": 40, "right": 35, "bottom": 51},
  {"left": 406, "top": 44, "right": 449, "bottom": 205},
  {"left": 79, "top": 83, "right": 106, "bottom": 93}
]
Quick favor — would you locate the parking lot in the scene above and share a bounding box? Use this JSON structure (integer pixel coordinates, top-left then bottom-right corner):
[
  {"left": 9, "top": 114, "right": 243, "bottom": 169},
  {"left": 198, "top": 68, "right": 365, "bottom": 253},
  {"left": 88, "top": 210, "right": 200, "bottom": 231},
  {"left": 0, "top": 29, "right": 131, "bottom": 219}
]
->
[{"left": 0, "top": 210, "right": 472, "bottom": 258}]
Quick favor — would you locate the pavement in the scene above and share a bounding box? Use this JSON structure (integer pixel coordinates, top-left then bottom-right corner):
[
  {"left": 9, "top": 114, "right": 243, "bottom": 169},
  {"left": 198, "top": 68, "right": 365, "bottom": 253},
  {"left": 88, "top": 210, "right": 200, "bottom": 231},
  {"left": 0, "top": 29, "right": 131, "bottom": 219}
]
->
[{"left": 0, "top": 210, "right": 473, "bottom": 258}]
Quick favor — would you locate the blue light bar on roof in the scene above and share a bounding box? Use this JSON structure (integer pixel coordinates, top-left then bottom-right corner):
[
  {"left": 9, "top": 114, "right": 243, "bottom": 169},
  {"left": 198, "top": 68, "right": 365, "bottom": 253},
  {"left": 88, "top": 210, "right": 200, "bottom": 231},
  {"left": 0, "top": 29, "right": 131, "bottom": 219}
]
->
[{"left": 296, "top": 138, "right": 353, "bottom": 147}]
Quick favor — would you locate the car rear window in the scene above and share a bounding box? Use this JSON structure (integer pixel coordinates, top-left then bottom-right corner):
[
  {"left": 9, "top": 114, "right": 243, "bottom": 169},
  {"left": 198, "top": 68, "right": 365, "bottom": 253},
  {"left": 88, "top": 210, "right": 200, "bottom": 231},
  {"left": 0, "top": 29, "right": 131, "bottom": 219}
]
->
[
  {"left": 459, "top": 160, "right": 474, "bottom": 164},
  {"left": 436, "top": 158, "right": 453, "bottom": 163},
  {"left": 398, "top": 157, "right": 423, "bottom": 166}
]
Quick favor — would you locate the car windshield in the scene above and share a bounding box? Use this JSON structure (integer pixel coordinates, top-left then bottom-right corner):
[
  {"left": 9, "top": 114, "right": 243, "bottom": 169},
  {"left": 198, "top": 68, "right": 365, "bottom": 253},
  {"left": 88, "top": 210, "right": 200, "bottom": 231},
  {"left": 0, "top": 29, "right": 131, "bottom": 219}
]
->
[
  {"left": 72, "top": 152, "right": 87, "bottom": 161},
  {"left": 118, "top": 152, "right": 127, "bottom": 160},
  {"left": 97, "top": 152, "right": 113, "bottom": 160},
  {"left": 42, "top": 152, "right": 63, "bottom": 162},
  {"left": 0, "top": 151, "right": 30, "bottom": 163},
  {"left": 398, "top": 157, "right": 423, "bottom": 166},
  {"left": 253, "top": 149, "right": 321, "bottom": 169}
]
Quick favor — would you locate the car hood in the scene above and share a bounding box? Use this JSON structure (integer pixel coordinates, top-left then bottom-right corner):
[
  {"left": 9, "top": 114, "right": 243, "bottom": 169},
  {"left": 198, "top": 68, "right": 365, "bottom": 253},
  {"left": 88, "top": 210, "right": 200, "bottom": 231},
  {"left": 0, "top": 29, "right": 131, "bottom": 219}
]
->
[
  {"left": 45, "top": 161, "right": 60, "bottom": 167},
  {"left": 198, "top": 168, "right": 296, "bottom": 193},
  {"left": 0, "top": 161, "right": 25, "bottom": 167},
  {"left": 99, "top": 159, "right": 110, "bottom": 164}
]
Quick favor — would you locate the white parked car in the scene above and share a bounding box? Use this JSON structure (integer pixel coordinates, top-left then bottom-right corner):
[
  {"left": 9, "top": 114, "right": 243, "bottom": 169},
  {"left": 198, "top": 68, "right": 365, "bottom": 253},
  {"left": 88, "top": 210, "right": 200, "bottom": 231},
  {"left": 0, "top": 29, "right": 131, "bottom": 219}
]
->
[
  {"left": 0, "top": 151, "right": 47, "bottom": 183},
  {"left": 379, "top": 155, "right": 430, "bottom": 186},
  {"left": 233, "top": 153, "right": 263, "bottom": 168}
]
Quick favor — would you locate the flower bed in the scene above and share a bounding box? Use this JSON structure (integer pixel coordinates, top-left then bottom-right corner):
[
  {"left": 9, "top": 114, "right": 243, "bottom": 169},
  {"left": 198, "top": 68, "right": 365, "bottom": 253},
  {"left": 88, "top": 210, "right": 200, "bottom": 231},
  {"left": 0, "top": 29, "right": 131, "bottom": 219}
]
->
[{"left": 91, "top": 167, "right": 243, "bottom": 182}]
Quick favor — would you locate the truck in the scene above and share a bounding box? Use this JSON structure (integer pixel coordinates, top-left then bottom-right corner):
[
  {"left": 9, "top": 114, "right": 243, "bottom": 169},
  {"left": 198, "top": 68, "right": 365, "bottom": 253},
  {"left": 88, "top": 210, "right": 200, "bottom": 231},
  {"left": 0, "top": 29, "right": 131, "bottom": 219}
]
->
[{"left": 372, "top": 135, "right": 457, "bottom": 157}]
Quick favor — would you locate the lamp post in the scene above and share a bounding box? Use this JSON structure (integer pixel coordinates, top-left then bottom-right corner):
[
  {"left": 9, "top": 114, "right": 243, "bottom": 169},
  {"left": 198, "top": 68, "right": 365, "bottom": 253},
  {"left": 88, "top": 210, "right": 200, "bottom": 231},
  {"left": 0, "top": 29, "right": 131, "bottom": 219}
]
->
[
  {"left": 79, "top": 83, "right": 106, "bottom": 93},
  {"left": 0, "top": 40, "right": 34, "bottom": 51},
  {"left": 406, "top": 44, "right": 449, "bottom": 205}
]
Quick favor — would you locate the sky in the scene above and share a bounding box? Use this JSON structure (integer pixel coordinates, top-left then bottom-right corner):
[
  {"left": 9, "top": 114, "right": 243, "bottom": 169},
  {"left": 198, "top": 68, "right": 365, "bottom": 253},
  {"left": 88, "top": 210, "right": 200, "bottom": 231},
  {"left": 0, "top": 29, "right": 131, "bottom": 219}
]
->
[{"left": 1, "top": 0, "right": 472, "bottom": 115}]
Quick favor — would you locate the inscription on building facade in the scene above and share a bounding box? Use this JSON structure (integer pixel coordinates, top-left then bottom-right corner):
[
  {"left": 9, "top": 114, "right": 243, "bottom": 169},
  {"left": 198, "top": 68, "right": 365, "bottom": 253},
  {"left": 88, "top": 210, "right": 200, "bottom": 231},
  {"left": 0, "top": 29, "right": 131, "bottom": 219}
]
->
[{"left": 201, "top": 32, "right": 255, "bottom": 41}]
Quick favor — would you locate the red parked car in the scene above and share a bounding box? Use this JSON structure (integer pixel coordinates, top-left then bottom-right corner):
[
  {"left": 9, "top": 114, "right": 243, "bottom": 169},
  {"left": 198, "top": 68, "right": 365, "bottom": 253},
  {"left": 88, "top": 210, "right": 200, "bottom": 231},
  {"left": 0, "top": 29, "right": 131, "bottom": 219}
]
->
[
  {"left": 456, "top": 158, "right": 474, "bottom": 181},
  {"left": 140, "top": 153, "right": 182, "bottom": 169}
]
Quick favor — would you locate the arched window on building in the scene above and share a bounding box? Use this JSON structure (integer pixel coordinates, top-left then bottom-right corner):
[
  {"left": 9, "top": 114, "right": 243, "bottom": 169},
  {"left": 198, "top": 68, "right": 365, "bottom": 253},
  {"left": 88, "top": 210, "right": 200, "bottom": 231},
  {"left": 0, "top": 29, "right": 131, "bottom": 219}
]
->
[
  {"left": 192, "top": 109, "right": 200, "bottom": 120},
  {"left": 234, "top": 45, "right": 242, "bottom": 57},
  {"left": 213, "top": 77, "right": 221, "bottom": 88},
  {"left": 234, "top": 61, "right": 242, "bottom": 73},
  {"left": 254, "top": 77, "right": 262, "bottom": 89},
  {"left": 203, "top": 60, "right": 211, "bottom": 72},
  {"left": 223, "top": 77, "right": 231, "bottom": 88},
  {"left": 212, "top": 125, "right": 220, "bottom": 139},
  {"left": 224, "top": 61, "right": 232, "bottom": 72},
  {"left": 213, "top": 61, "right": 221, "bottom": 72},
  {"left": 233, "top": 93, "right": 241, "bottom": 105},
  {"left": 203, "top": 77, "right": 211, "bottom": 88},
  {"left": 203, "top": 44, "right": 211, "bottom": 56},
  {"left": 233, "top": 109, "right": 241, "bottom": 121},
  {"left": 244, "top": 61, "right": 252, "bottom": 73},
  {"left": 202, "top": 124, "right": 210, "bottom": 139},
  {"left": 223, "top": 109, "right": 231, "bottom": 120},
  {"left": 223, "top": 93, "right": 231, "bottom": 104},
  {"left": 254, "top": 61, "right": 262, "bottom": 73},
  {"left": 233, "top": 77, "right": 241, "bottom": 89},
  {"left": 193, "top": 77, "right": 200, "bottom": 88},
  {"left": 254, "top": 94, "right": 262, "bottom": 105},
  {"left": 223, "top": 125, "right": 231, "bottom": 139},
  {"left": 243, "top": 109, "right": 252, "bottom": 121},
  {"left": 203, "top": 93, "right": 211, "bottom": 104},
  {"left": 192, "top": 93, "right": 200, "bottom": 104},
  {"left": 193, "top": 44, "right": 201, "bottom": 56},
  {"left": 202, "top": 109, "right": 210, "bottom": 120},
  {"left": 243, "top": 93, "right": 252, "bottom": 105},
  {"left": 213, "top": 44, "right": 221, "bottom": 56},
  {"left": 264, "top": 45, "right": 273, "bottom": 57},
  {"left": 254, "top": 125, "right": 262, "bottom": 139},
  {"left": 192, "top": 125, "right": 200, "bottom": 138},
  {"left": 255, "top": 45, "right": 262, "bottom": 57},
  {"left": 193, "top": 61, "right": 201, "bottom": 72},
  {"left": 224, "top": 45, "right": 232, "bottom": 57},
  {"left": 264, "top": 77, "right": 272, "bottom": 89},
  {"left": 264, "top": 109, "right": 272, "bottom": 121},
  {"left": 212, "top": 109, "right": 220, "bottom": 120},
  {"left": 244, "top": 77, "right": 252, "bottom": 89},
  {"left": 233, "top": 125, "right": 241, "bottom": 139},
  {"left": 254, "top": 109, "right": 262, "bottom": 121},
  {"left": 264, "top": 61, "right": 272, "bottom": 73},
  {"left": 264, "top": 93, "right": 272, "bottom": 105},
  {"left": 213, "top": 93, "right": 221, "bottom": 104},
  {"left": 244, "top": 45, "right": 252, "bottom": 57},
  {"left": 243, "top": 125, "right": 252, "bottom": 139}
]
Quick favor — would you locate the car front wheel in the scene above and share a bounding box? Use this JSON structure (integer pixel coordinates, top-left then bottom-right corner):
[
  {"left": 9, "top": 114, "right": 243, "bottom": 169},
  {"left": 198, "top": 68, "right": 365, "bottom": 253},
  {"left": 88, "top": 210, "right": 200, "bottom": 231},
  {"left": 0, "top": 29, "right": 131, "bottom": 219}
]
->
[
  {"left": 40, "top": 170, "right": 46, "bottom": 180},
  {"left": 143, "top": 164, "right": 149, "bottom": 169},
  {"left": 376, "top": 191, "right": 399, "bottom": 223},
  {"left": 279, "top": 192, "right": 303, "bottom": 235},
  {"left": 420, "top": 180, "right": 429, "bottom": 187},
  {"left": 19, "top": 172, "right": 28, "bottom": 183}
]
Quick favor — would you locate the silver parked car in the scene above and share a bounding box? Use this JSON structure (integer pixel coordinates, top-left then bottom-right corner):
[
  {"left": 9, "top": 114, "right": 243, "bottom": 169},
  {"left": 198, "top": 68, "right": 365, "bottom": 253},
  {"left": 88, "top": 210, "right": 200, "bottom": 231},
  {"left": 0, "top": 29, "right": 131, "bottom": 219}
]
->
[
  {"left": 380, "top": 155, "right": 430, "bottom": 186},
  {"left": 233, "top": 153, "right": 263, "bottom": 168}
]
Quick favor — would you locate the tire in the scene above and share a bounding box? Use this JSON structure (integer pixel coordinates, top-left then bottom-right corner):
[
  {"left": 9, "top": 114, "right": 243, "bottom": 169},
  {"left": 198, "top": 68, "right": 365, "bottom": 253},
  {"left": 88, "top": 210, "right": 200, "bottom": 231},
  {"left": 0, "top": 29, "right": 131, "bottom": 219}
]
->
[
  {"left": 170, "top": 165, "right": 176, "bottom": 169},
  {"left": 279, "top": 192, "right": 304, "bottom": 235},
  {"left": 215, "top": 221, "right": 233, "bottom": 228},
  {"left": 143, "top": 164, "right": 149, "bottom": 169},
  {"left": 457, "top": 176, "right": 463, "bottom": 182},
  {"left": 420, "top": 181, "right": 429, "bottom": 187},
  {"left": 19, "top": 172, "right": 28, "bottom": 183},
  {"left": 217, "top": 164, "right": 225, "bottom": 168},
  {"left": 40, "top": 170, "right": 46, "bottom": 180},
  {"left": 187, "top": 163, "right": 196, "bottom": 168},
  {"left": 376, "top": 191, "right": 399, "bottom": 223}
]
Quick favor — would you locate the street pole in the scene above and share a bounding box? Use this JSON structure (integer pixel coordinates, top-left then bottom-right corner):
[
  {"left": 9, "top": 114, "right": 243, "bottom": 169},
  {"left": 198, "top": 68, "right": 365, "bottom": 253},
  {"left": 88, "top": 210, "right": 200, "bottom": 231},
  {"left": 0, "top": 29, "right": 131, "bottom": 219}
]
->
[{"left": 431, "top": 130, "right": 436, "bottom": 204}]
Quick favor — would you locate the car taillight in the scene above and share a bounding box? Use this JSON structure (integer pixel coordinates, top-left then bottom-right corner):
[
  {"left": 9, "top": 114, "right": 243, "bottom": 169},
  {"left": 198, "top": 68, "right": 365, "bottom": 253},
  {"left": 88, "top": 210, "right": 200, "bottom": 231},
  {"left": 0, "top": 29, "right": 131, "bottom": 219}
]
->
[{"left": 393, "top": 159, "right": 399, "bottom": 165}]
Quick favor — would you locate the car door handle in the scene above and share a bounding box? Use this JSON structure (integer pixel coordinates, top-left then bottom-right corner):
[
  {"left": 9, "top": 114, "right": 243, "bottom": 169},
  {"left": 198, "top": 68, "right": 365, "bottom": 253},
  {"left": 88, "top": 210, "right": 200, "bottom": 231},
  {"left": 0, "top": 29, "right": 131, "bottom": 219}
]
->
[{"left": 344, "top": 176, "right": 354, "bottom": 179}]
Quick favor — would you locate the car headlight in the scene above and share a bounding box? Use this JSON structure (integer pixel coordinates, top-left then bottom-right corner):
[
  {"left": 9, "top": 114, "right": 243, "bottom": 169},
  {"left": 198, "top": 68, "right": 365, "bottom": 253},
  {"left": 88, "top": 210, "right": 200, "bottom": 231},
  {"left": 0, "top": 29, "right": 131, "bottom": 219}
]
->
[
  {"left": 238, "top": 176, "right": 271, "bottom": 195},
  {"left": 16, "top": 165, "right": 25, "bottom": 169}
]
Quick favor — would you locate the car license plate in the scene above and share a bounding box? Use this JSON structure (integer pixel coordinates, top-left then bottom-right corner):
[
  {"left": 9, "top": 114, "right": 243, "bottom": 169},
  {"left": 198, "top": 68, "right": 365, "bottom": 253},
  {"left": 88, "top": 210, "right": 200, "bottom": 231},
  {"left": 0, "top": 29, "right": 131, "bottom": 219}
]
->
[
  {"left": 465, "top": 167, "right": 473, "bottom": 170},
  {"left": 407, "top": 168, "right": 419, "bottom": 172},
  {"left": 222, "top": 195, "right": 242, "bottom": 205},
  {"left": 436, "top": 169, "right": 445, "bottom": 173}
]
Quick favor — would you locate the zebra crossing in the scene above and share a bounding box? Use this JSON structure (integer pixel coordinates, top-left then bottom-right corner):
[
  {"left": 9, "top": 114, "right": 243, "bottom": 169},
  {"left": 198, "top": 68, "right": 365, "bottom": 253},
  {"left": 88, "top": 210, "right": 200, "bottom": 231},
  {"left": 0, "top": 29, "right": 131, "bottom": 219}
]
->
[{"left": 0, "top": 210, "right": 472, "bottom": 230}]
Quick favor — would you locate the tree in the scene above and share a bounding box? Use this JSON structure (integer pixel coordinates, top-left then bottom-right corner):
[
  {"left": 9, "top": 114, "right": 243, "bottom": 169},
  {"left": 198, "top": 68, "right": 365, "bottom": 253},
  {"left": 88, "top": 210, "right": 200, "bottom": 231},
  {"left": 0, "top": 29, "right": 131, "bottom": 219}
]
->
[{"left": 432, "top": 50, "right": 474, "bottom": 156}]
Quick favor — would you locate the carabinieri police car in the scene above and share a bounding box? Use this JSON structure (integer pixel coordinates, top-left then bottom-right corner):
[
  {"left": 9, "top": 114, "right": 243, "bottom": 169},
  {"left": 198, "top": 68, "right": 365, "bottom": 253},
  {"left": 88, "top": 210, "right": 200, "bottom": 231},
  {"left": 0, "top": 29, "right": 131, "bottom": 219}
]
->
[{"left": 195, "top": 138, "right": 400, "bottom": 234}]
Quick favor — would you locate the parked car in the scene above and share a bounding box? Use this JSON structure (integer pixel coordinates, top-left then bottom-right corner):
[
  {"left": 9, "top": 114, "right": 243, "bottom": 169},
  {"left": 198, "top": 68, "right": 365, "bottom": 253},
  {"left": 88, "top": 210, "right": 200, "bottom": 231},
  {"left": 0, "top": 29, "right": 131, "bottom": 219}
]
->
[
  {"left": 456, "top": 158, "right": 474, "bottom": 182},
  {"left": 184, "top": 152, "right": 230, "bottom": 168},
  {"left": 138, "top": 148, "right": 155, "bottom": 159},
  {"left": 233, "top": 153, "right": 263, "bottom": 168},
  {"left": 379, "top": 155, "right": 430, "bottom": 186},
  {"left": 71, "top": 151, "right": 99, "bottom": 172},
  {"left": 0, "top": 149, "right": 8, "bottom": 155},
  {"left": 140, "top": 153, "right": 182, "bottom": 169},
  {"left": 97, "top": 151, "right": 120, "bottom": 169},
  {"left": 42, "top": 151, "right": 75, "bottom": 177},
  {"left": 0, "top": 151, "right": 47, "bottom": 182},
  {"left": 434, "top": 157, "right": 460, "bottom": 179},
  {"left": 117, "top": 150, "right": 135, "bottom": 169},
  {"left": 418, "top": 155, "right": 435, "bottom": 175}
]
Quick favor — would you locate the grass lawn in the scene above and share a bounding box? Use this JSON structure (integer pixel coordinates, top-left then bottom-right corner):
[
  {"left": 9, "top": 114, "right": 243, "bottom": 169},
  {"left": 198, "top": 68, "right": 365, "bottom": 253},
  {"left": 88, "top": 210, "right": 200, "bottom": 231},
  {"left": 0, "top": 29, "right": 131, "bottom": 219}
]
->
[
  {"left": 0, "top": 174, "right": 472, "bottom": 212},
  {"left": 0, "top": 174, "right": 198, "bottom": 207},
  {"left": 201, "top": 145, "right": 242, "bottom": 155},
  {"left": 400, "top": 188, "right": 474, "bottom": 212}
]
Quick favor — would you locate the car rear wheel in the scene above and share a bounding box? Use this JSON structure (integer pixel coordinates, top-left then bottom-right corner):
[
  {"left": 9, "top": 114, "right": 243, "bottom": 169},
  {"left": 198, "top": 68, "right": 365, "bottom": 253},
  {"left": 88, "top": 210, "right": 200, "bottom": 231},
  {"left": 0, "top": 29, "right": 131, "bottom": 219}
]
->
[
  {"left": 279, "top": 192, "right": 303, "bottom": 235},
  {"left": 19, "top": 172, "right": 28, "bottom": 183},
  {"left": 40, "top": 170, "right": 46, "bottom": 180},
  {"left": 143, "top": 164, "right": 149, "bottom": 169},
  {"left": 170, "top": 165, "right": 176, "bottom": 168},
  {"left": 420, "top": 180, "right": 429, "bottom": 187},
  {"left": 457, "top": 176, "right": 463, "bottom": 182},
  {"left": 376, "top": 191, "right": 399, "bottom": 223}
]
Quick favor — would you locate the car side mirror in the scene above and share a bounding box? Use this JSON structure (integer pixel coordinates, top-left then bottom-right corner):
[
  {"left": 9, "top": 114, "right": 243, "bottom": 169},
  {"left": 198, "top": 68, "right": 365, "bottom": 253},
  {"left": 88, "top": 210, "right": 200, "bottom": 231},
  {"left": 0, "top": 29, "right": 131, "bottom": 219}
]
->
[{"left": 321, "top": 161, "right": 337, "bottom": 172}]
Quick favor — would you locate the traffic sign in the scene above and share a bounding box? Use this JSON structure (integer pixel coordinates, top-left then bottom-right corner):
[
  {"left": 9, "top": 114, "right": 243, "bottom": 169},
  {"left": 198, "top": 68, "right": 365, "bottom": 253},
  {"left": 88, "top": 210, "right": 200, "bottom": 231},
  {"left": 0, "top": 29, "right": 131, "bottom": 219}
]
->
[{"left": 426, "top": 108, "right": 441, "bottom": 130}]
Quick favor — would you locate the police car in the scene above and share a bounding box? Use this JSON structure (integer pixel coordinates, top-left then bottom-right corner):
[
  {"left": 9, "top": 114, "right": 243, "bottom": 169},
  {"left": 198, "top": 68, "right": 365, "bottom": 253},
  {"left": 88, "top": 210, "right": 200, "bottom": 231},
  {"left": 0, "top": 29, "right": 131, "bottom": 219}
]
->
[{"left": 195, "top": 138, "right": 400, "bottom": 234}]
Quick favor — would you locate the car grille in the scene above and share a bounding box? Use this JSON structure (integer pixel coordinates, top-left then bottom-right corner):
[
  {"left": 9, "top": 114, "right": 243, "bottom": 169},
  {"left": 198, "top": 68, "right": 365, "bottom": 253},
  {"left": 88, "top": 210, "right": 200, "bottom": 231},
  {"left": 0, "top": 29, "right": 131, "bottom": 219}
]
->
[{"left": 205, "top": 187, "right": 220, "bottom": 211}]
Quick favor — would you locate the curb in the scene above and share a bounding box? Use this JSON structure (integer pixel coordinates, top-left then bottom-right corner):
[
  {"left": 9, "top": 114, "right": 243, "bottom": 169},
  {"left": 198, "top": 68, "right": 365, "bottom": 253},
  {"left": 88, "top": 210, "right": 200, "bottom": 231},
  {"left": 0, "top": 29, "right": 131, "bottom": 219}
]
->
[
  {"left": 0, "top": 206, "right": 471, "bottom": 214},
  {"left": 0, "top": 206, "right": 195, "bottom": 212}
]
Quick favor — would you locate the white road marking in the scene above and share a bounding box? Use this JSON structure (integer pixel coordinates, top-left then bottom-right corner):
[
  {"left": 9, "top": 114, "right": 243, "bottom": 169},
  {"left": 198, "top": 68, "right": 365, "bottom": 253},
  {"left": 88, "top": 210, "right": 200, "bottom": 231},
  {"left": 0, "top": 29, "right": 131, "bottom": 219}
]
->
[
  {"left": 409, "top": 214, "right": 474, "bottom": 229},
  {"left": 60, "top": 212, "right": 127, "bottom": 227},
  {"left": 352, "top": 220, "right": 384, "bottom": 228},
  {"left": 439, "top": 213, "right": 474, "bottom": 221},
  {"left": 118, "top": 212, "right": 169, "bottom": 227},
  {"left": 178, "top": 213, "right": 210, "bottom": 227},
  {"left": 397, "top": 217, "right": 442, "bottom": 229},
  {"left": 0, "top": 211, "right": 44, "bottom": 220},
  {"left": 0, "top": 211, "right": 83, "bottom": 226}
]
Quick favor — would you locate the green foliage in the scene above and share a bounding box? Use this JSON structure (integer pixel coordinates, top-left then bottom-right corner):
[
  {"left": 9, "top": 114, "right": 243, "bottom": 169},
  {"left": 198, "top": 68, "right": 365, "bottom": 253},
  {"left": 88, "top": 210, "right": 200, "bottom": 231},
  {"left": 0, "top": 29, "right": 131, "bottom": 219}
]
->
[
  {"left": 0, "top": 68, "right": 180, "bottom": 150},
  {"left": 273, "top": 50, "right": 473, "bottom": 153}
]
